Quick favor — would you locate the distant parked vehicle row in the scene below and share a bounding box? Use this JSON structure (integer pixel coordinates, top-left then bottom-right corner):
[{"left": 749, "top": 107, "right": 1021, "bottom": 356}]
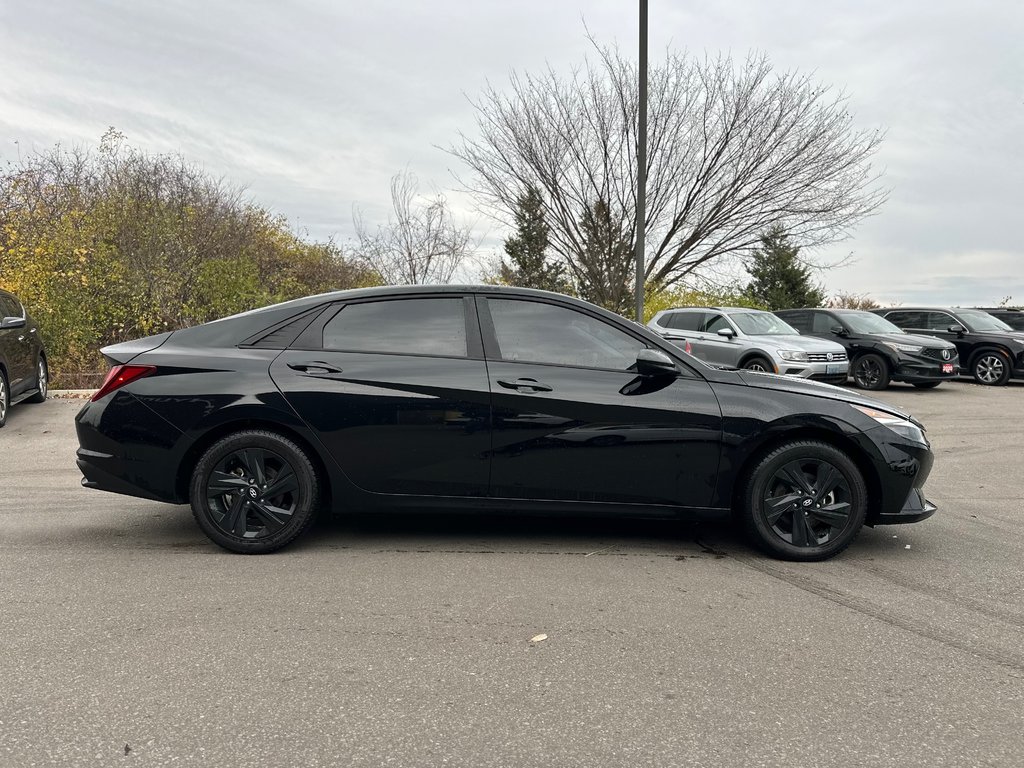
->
[
  {"left": 647, "top": 307, "right": 849, "bottom": 384},
  {"left": 0, "top": 289, "right": 48, "bottom": 427}
]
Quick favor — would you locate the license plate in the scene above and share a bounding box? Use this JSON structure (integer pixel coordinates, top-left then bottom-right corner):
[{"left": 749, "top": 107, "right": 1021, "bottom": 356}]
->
[
  {"left": 942, "top": 363, "right": 954, "bottom": 374},
  {"left": 826, "top": 364, "right": 845, "bottom": 374}
]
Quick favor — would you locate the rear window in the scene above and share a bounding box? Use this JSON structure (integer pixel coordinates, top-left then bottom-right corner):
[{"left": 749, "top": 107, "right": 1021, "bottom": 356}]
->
[
  {"left": 664, "top": 311, "right": 703, "bottom": 331},
  {"left": 323, "top": 298, "right": 467, "bottom": 357}
]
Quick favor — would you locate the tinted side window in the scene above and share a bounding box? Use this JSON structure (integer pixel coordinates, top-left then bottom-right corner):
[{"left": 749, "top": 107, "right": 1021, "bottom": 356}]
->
[
  {"left": 488, "top": 299, "right": 644, "bottom": 370},
  {"left": 0, "top": 295, "right": 20, "bottom": 317},
  {"left": 323, "top": 298, "right": 467, "bottom": 357},
  {"left": 924, "top": 312, "right": 956, "bottom": 331},
  {"left": 667, "top": 311, "right": 703, "bottom": 331},
  {"left": 702, "top": 314, "right": 731, "bottom": 333},
  {"left": 781, "top": 311, "right": 810, "bottom": 332},
  {"left": 885, "top": 311, "right": 925, "bottom": 328},
  {"left": 811, "top": 312, "right": 837, "bottom": 334}
]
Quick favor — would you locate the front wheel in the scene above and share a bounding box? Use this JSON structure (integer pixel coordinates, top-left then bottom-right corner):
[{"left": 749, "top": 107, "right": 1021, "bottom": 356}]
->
[
  {"left": 743, "top": 356, "right": 774, "bottom": 373},
  {"left": 189, "top": 430, "right": 320, "bottom": 553},
  {"left": 27, "top": 357, "right": 48, "bottom": 403},
  {"left": 971, "top": 352, "right": 1010, "bottom": 386},
  {"left": 852, "top": 353, "right": 890, "bottom": 390},
  {"left": 740, "top": 441, "right": 867, "bottom": 561}
]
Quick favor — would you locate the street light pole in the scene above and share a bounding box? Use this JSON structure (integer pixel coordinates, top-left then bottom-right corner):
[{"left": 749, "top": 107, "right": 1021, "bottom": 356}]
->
[{"left": 634, "top": 0, "right": 648, "bottom": 323}]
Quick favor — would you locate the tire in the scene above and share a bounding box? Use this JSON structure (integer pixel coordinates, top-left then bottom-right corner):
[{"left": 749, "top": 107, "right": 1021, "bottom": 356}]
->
[
  {"left": 912, "top": 381, "right": 941, "bottom": 389},
  {"left": 971, "top": 351, "right": 1011, "bottom": 386},
  {"left": 740, "top": 440, "right": 867, "bottom": 561},
  {"left": 26, "top": 357, "right": 48, "bottom": 403},
  {"left": 852, "top": 353, "right": 890, "bottom": 390},
  {"left": 0, "top": 369, "right": 8, "bottom": 428},
  {"left": 743, "top": 356, "right": 774, "bottom": 373},
  {"left": 189, "top": 430, "right": 320, "bottom": 554}
]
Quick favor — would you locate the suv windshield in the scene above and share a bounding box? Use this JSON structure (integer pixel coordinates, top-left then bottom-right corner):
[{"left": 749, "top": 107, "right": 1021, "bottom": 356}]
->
[
  {"left": 957, "top": 310, "right": 1013, "bottom": 333},
  {"left": 730, "top": 312, "right": 798, "bottom": 336},
  {"left": 837, "top": 312, "right": 904, "bottom": 335}
]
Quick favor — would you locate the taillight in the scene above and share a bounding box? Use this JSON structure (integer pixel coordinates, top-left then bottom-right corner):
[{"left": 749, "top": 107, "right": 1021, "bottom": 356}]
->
[
  {"left": 91, "top": 365, "right": 156, "bottom": 402},
  {"left": 685, "top": 340, "right": 692, "bottom": 354}
]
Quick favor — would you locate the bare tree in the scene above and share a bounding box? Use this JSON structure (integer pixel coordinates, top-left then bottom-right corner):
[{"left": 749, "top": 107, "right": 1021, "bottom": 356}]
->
[
  {"left": 354, "top": 169, "right": 475, "bottom": 285},
  {"left": 450, "top": 44, "right": 887, "bottom": 306},
  {"left": 826, "top": 292, "right": 880, "bottom": 310}
]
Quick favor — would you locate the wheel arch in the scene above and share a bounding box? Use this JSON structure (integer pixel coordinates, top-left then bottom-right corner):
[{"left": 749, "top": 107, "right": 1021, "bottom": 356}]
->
[
  {"left": 738, "top": 350, "right": 775, "bottom": 371},
  {"left": 729, "top": 425, "right": 884, "bottom": 525},
  {"left": 967, "top": 345, "right": 1012, "bottom": 369}
]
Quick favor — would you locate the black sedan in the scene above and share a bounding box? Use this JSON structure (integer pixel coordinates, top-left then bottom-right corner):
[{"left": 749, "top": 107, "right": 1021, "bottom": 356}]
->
[
  {"left": 775, "top": 308, "right": 959, "bottom": 390},
  {"left": 75, "top": 286, "right": 936, "bottom": 561},
  {"left": 0, "top": 288, "right": 48, "bottom": 427}
]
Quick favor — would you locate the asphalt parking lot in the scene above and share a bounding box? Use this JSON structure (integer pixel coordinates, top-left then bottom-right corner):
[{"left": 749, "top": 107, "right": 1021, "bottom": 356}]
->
[{"left": 1, "top": 381, "right": 1022, "bottom": 767}]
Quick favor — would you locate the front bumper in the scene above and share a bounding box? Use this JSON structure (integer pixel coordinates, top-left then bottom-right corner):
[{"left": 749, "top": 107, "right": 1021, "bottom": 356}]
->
[
  {"left": 875, "top": 487, "right": 937, "bottom": 524},
  {"left": 892, "top": 353, "right": 960, "bottom": 383},
  {"left": 778, "top": 359, "right": 850, "bottom": 385}
]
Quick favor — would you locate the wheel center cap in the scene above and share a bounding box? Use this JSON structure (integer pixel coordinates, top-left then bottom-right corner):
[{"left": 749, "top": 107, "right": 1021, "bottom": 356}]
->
[
  {"left": 802, "top": 498, "right": 813, "bottom": 507},
  {"left": 248, "top": 487, "right": 259, "bottom": 498}
]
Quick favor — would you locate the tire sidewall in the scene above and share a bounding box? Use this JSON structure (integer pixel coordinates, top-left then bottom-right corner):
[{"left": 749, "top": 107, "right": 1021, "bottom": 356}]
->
[
  {"left": 742, "top": 441, "right": 868, "bottom": 561},
  {"left": 0, "top": 369, "right": 8, "bottom": 427},
  {"left": 971, "top": 351, "right": 1010, "bottom": 386},
  {"left": 853, "top": 353, "right": 889, "bottom": 390},
  {"left": 189, "top": 430, "right": 319, "bottom": 554},
  {"left": 744, "top": 356, "right": 773, "bottom": 373}
]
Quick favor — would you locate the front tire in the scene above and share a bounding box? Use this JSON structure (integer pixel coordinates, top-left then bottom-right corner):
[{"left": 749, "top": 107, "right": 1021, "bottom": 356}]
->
[
  {"left": 189, "top": 430, "right": 320, "bottom": 554},
  {"left": 0, "top": 369, "right": 8, "bottom": 428},
  {"left": 740, "top": 441, "right": 867, "bottom": 561},
  {"left": 743, "top": 356, "right": 774, "bottom": 373},
  {"left": 852, "top": 353, "right": 890, "bottom": 390},
  {"left": 26, "top": 357, "right": 48, "bottom": 403},
  {"left": 971, "top": 351, "right": 1011, "bottom": 386}
]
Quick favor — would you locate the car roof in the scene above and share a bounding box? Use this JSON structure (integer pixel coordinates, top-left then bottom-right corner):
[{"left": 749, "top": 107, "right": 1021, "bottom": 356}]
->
[{"left": 660, "top": 306, "right": 765, "bottom": 314}]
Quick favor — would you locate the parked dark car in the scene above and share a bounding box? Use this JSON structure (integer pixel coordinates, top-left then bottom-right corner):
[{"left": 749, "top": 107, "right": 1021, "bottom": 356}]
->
[
  {"left": 76, "top": 286, "right": 937, "bottom": 561},
  {"left": 872, "top": 307, "right": 1024, "bottom": 386},
  {"left": 775, "top": 308, "right": 959, "bottom": 390},
  {"left": 0, "top": 289, "right": 48, "bottom": 427},
  {"left": 974, "top": 308, "right": 1024, "bottom": 331}
]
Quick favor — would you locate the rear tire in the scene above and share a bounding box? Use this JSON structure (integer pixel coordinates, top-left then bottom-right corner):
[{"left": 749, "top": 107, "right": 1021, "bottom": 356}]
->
[
  {"left": 0, "top": 369, "right": 8, "bottom": 428},
  {"left": 852, "top": 353, "right": 890, "bottom": 390},
  {"left": 740, "top": 440, "right": 867, "bottom": 561},
  {"left": 26, "top": 357, "right": 48, "bottom": 403},
  {"left": 971, "top": 351, "right": 1011, "bottom": 386},
  {"left": 189, "top": 430, "right": 320, "bottom": 554}
]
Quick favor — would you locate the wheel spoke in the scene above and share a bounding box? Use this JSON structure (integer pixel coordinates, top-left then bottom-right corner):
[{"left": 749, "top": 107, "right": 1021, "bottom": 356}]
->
[
  {"left": 262, "top": 464, "right": 298, "bottom": 498},
  {"left": 223, "top": 494, "right": 248, "bottom": 537},
  {"left": 790, "top": 512, "right": 811, "bottom": 546},
  {"left": 239, "top": 449, "right": 267, "bottom": 484},
  {"left": 812, "top": 465, "right": 842, "bottom": 503},
  {"left": 811, "top": 502, "right": 851, "bottom": 528},
  {"left": 764, "top": 492, "right": 802, "bottom": 525},
  {"left": 778, "top": 462, "right": 814, "bottom": 495},
  {"left": 250, "top": 500, "right": 291, "bottom": 532},
  {"left": 208, "top": 470, "right": 250, "bottom": 495}
]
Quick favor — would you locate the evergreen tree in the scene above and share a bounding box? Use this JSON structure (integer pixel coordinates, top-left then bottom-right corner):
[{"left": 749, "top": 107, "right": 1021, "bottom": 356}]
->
[
  {"left": 743, "top": 226, "right": 826, "bottom": 310},
  {"left": 576, "top": 198, "right": 634, "bottom": 313},
  {"left": 498, "top": 186, "right": 567, "bottom": 292}
]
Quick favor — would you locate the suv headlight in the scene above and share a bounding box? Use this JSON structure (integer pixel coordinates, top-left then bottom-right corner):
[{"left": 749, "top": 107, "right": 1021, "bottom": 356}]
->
[
  {"left": 852, "top": 405, "right": 927, "bottom": 444},
  {"left": 884, "top": 342, "right": 924, "bottom": 354},
  {"left": 777, "top": 350, "right": 809, "bottom": 362}
]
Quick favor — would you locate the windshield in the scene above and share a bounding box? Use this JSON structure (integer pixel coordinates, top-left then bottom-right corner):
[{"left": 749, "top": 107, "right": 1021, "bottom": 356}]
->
[
  {"left": 730, "top": 312, "right": 798, "bottom": 336},
  {"left": 836, "top": 312, "right": 904, "bottom": 335},
  {"left": 957, "top": 310, "right": 1014, "bottom": 332}
]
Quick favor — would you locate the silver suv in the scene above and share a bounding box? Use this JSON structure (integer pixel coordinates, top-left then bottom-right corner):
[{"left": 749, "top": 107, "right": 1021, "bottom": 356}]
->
[{"left": 648, "top": 307, "right": 850, "bottom": 384}]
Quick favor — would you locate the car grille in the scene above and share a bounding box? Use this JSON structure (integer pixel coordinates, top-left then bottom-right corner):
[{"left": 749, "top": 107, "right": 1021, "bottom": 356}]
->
[
  {"left": 921, "top": 347, "right": 958, "bottom": 361},
  {"left": 807, "top": 352, "right": 847, "bottom": 362}
]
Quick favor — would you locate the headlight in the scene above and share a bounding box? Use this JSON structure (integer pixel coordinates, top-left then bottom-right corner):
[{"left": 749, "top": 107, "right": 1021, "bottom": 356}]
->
[
  {"left": 777, "top": 350, "right": 809, "bottom": 362},
  {"left": 884, "top": 342, "right": 924, "bottom": 354},
  {"left": 852, "top": 405, "right": 927, "bottom": 444}
]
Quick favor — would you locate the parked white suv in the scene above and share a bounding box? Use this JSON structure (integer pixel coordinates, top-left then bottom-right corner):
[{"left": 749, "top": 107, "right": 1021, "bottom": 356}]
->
[{"left": 648, "top": 307, "right": 849, "bottom": 384}]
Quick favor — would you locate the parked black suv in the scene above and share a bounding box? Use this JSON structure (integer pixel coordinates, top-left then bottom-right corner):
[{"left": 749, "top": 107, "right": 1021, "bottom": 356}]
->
[
  {"left": 776, "top": 308, "right": 960, "bottom": 390},
  {"left": 974, "top": 308, "right": 1024, "bottom": 331},
  {"left": 0, "top": 289, "right": 49, "bottom": 427},
  {"left": 872, "top": 307, "right": 1024, "bottom": 386}
]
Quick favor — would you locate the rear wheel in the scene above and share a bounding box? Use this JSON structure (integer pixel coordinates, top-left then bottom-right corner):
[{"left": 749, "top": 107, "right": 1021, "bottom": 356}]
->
[
  {"left": 743, "top": 356, "right": 774, "bottom": 373},
  {"left": 27, "top": 357, "right": 47, "bottom": 403},
  {"left": 189, "top": 430, "right": 320, "bottom": 554},
  {"left": 0, "top": 369, "right": 8, "bottom": 428},
  {"left": 971, "top": 351, "right": 1010, "bottom": 386},
  {"left": 852, "top": 353, "right": 890, "bottom": 390},
  {"left": 740, "top": 441, "right": 867, "bottom": 561}
]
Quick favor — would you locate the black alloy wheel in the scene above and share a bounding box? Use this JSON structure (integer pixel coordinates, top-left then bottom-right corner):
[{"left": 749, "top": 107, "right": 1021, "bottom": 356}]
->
[
  {"left": 741, "top": 441, "right": 867, "bottom": 561},
  {"left": 190, "top": 430, "right": 319, "bottom": 553},
  {"left": 0, "top": 369, "right": 8, "bottom": 428},
  {"left": 744, "top": 356, "right": 774, "bottom": 373},
  {"left": 27, "top": 357, "right": 48, "bottom": 403},
  {"left": 971, "top": 351, "right": 1010, "bottom": 386},
  {"left": 852, "top": 353, "right": 890, "bottom": 390}
]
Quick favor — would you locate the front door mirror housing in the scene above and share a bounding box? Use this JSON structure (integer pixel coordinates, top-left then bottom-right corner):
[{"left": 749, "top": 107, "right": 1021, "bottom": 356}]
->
[
  {"left": 716, "top": 327, "right": 736, "bottom": 339},
  {"left": 948, "top": 324, "right": 966, "bottom": 336},
  {"left": 1, "top": 316, "right": 26, "bottom": 329},
  {"left": 636, "top": 348, "right": 679, "bottom": 377},
  {"left": 831, "top": 325, "right": 847, "bottom": 337}
]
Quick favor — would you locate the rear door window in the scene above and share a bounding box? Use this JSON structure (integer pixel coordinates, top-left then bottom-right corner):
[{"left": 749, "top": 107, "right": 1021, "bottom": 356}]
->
[
  {"left": 667, "top": 311, "right": 704, "bottom": 331},
  {"left": 781, "top": 311, "right": 810, "bottom": 332},
  {"left": 885, "top": 311, "right": 925, "bottom": 329},
  {"left": 322, "top": 298, "right": 468, "bottom": 357}
]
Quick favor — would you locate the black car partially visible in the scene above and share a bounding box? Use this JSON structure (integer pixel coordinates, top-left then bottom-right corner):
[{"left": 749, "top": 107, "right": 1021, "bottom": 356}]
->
[
  {"left": 0, "top": 289, "right": 48, "bottom": 427},
  {"left": 974, "top": 308, "right": 1024, "bottom": 332},
  {"left": 776, "top": 308, "right": 959, "bottom": 390},
  {"left": 76, "top": 285, "right": 937, "bottom": 561},
  {"left": 873, "top": 307, "right": 1024, "bottom": 386}
]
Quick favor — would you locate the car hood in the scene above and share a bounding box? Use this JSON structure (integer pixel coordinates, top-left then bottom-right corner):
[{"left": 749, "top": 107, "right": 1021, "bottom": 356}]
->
[
  {"left": 734, "top": 370, "right": 916, "bottom": 422},
  {"left": 872, "top": 332, "right": 954, "bottom": 349},
  {"left": 745, "top": 334, "right": 846, "bottom": 353}
]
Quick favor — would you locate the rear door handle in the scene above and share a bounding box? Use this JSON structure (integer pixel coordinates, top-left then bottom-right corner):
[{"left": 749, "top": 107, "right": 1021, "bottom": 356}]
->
[
  {"left": 288, "top": 361, "right": 344, "bottom": 375},
  {"left": 497, "top": 378, "right": 553, "bottom": 393}
]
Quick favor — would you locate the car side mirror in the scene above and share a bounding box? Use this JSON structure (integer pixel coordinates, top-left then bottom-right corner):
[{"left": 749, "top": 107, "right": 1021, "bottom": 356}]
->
[
  {"left": 636, "top": 348, "right": 679, "bottom": 377},
  {"left": 1, "top": 316, "right": 26, "bottom": 329},
  {"left": 716, "top": 327, "right": 735, "bottom": 339},
  {"left": 831, "top": 325, "right": 847, "bottom": 337},
  {"left": 948, "top": 324, "right": 966, "bottom": 336}
]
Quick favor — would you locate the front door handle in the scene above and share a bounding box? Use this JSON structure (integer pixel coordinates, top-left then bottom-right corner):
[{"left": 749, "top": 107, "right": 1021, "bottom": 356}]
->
[
  {"left": 497, "top": 378, "right": 553, "bottom": 393},
  {"left": 288, "top": 361, "right": 344, "bottom": 375}
]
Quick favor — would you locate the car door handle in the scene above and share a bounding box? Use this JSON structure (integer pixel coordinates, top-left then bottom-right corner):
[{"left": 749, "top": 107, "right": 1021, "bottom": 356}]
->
[
  {"left": 288, "top": 361, "right": 344, "bottom": 375},
  {"left": 497, "top": 378, "right": 553, "bottom": 393}
]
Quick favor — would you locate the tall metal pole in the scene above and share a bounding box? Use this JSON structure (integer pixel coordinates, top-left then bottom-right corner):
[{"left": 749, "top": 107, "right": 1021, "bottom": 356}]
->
[{"left": 634, "top": 0, "right": 648, "bottom": 322}]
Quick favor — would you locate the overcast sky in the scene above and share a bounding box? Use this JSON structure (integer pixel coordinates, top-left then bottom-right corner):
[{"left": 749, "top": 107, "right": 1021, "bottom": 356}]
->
[{"left": 1, "top": 0, "right": 1021, "bottom": 305}]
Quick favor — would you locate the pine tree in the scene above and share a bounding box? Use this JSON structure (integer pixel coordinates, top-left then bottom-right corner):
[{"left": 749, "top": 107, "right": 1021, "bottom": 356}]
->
[
  {"left": 499, "top": 186, "right": 567, "bottom": 292},
  {"left": 743, "top": 226, "right": 826, "bottom": 310},
  {"left": 576, "top": 198, "right": 634, "bottom": 313}
]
